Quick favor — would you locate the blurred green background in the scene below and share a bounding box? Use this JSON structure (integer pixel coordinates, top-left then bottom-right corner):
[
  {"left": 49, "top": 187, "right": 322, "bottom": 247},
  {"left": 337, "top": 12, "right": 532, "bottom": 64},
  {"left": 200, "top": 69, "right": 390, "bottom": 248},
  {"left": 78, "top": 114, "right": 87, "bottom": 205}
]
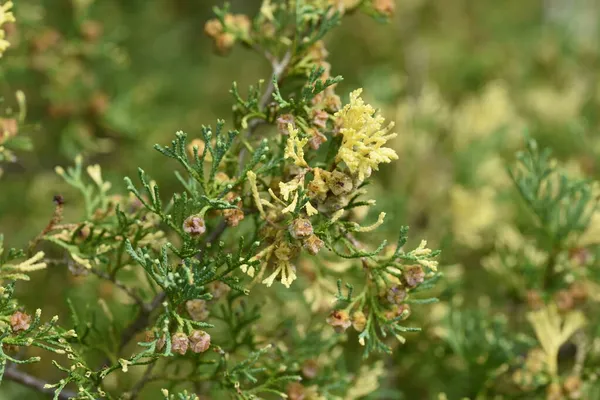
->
[{"left": 3, "top": 0, "right": 600, "bottom": 398}]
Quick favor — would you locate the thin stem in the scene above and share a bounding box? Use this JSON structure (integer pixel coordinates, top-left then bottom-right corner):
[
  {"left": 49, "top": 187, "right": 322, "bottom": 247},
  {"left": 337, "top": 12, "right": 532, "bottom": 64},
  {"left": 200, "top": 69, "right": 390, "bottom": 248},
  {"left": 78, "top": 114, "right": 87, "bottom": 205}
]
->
[
  {"left": 44, "top": 258, "right": 147, "bottom": 311},
  {"left": 259, "top": 50, "right": 292, "bottom": 109},
  {"left": 90, "top": 267, "right": 147, "bottom": 310},
  {"left": 118, "top": 292, "right": 166, "bottom": 352},
  {"left": 3, "top": 366, "right": 78, "bottom": 400},
  {"left": 127, "top": 360, "right": 158, "bottom": 399}
]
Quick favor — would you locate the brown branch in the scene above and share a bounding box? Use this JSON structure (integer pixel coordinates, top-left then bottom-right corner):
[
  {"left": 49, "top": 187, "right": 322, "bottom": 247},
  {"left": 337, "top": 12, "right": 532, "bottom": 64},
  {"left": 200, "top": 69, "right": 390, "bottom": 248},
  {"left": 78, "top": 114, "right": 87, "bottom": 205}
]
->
[
  {"left": 44, "top": 258, "right": 147, "bottom": 311},
  {"left": 118, "top": 292, "right": 166, "bottom": 353},
  {"left": 125, "top": 358, "right": 158, "bottom": 399},
  {"left": 89, "top": 267, "right": 146, "bottom": 310},
  {"left": 3, "top": 366, "right": 78, "bottom": 400}
]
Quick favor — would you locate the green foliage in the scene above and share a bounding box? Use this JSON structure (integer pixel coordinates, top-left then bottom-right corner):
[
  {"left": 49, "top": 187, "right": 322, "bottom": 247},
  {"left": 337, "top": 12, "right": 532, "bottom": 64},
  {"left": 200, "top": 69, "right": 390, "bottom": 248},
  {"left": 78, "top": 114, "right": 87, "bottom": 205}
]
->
[
  {"left": 8, "top": 0, "right": 600, "bottom": 399},
  {"left": 509, "top": 137, "right": 599, "bottom": 247}
]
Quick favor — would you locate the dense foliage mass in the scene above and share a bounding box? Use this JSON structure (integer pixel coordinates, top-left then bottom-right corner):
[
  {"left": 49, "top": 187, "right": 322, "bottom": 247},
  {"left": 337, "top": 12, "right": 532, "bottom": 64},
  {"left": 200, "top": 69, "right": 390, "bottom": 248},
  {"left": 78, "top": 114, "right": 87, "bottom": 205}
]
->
[{"left": 2, "top": 1, "right": 600, "bottom": 399}]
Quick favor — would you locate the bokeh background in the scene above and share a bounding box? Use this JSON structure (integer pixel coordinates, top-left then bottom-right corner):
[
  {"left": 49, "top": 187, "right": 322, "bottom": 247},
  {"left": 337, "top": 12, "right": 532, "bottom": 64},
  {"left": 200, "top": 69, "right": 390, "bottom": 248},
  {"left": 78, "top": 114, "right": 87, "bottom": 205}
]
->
[{"left": 3, "top": 0, "right": 600, "bottom": 398}]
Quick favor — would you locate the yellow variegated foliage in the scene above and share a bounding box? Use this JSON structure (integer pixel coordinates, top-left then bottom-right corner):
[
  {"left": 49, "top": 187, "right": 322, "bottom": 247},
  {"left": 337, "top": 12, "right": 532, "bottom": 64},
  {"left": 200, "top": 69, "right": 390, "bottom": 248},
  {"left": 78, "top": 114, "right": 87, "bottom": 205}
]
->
[{"left": 335, "top": 89, "right": 398, "bottom": 181}]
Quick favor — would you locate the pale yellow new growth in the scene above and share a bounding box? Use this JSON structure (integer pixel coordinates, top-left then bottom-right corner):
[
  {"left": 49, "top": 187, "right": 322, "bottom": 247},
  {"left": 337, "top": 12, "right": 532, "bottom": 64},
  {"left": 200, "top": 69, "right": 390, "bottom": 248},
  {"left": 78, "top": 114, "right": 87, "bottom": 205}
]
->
[
  {"left": 330, "top": 209, "right": 345, "bottom": 222},
  {"left": 527, "top": 305, "right": 586, "bottom": 376},
  {"left": 413, "top": 240, "right": 432, "bottom": 256},
  {"left": 417, "top": 257, "right": 438, "bottom": 273},
  {"left": 249, "top": 172, "right": 318, "bottom": 217},
  {"left": 118, "top": 359, "right": 132, "bottom": 373},
  {"left": 7, "top": 251, "right": 47, "bottom": 273},
  {"left": 87, "top": 164, "right": 112, "bottom": 192},
  {"left": 412, "top": 240, "right": 439, "bottom": 272},
  {"left": 243, "top": 231, "right": 301, "bottom": 289},
  {"left": 71, "top": 253, "right": 93, "bottom": 270},
  {"left": 353, "top": 212, "right": 386, "bottom": 232},
  {"left": 262, "top": 239, "right": 297, "bottom": 288},
  {"left": 281, "top": 191, "right": 298, "bottom": 214},
  {"left": 335, "top": 89, "right": 398, "bottom": 181},
  {"left": 305, "top": 201, "right": 318, "bottom": 216},
  {"left": 1, "top": 251, "right": 47, "bottom": 282},
  {"left": 284, "top": 123, "right": 309, "bottom": 167},
  {"left": 279, "top": 177, "right": 302, "bottom": 201},
  {"left": 247, "top": 171, "right": 266, "bottom": 218},
  {"left": 0, "top": 1, "right": 15, "bottom": 58}
]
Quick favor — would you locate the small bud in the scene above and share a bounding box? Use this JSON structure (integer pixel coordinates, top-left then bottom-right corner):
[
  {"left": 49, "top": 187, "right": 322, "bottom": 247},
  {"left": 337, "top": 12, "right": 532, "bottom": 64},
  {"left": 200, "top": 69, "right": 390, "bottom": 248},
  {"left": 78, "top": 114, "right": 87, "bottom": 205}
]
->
[
  {"left": 326, "top": 170, "right": 353, "bottom": 196},
  {"left": 301, "top": 359, "right": 319, "bottom": 379},
  {"left": 186, "top": 299, "right": 210, "bottom": 321},
  {"left": 287, "top": 382, "right": 306, "bottom": 400},
  {"left": 386, "top": 286, "right": 407, "bottom": 304},
  {"left": 303, "top": 234, "right": 324, "bottom": 255},
  {"left": 215, "top": 33, "right": 236, "bottom": 54},
  {"left": 187, "top": 139, "right": 207, "bottom": 158},
  {"left": 32, "top": 29, "right": 61, "bottom": 53},
  {"left": 307, "top": 128, "right": 327, "bottom": 150},
  {"left": 277, "top": 114, "right": 295, "bottom": 135},
  {"left": 373, "top": 0, "right": 395, "bottom": 16},
  {"left": 204, "top": 19, "right": 223, "bottom": 38},
  {"left": 80, "top": 20, "right": 103, "bottom": 42},
  {"left": 10, "top": 311, "right": 31, "bottom": 332},
  {"left": 208, "top": 281, "right": 231, "bottom": 300},
  {"left": 89, "top": 92, "right": 109, "bottom": 115},
  {"left": 189, "top": 330, "right": 211, "bottom": 353},
  {"left": 546, "top": 382, "right": 563, "bottom": 400},
  {"left": 223, "top": 208, "right": 245, "bottom": 227},
  {"left": 311, "top": 109, "right": 329, "bottom": 129},
  {"left": 352, "top": 311, "right": 367, "bottom": 332},
  {"left": 171, "top": 332, "right": 189, "bottom": 355},
  {"left": 183, "top": 215, "right": 206, "bottom": 236},
  {"left": 0, "top": 118, "right": 18, "bottom": 142},
  {"left": 568, "top": 247, "right": 590, "bottom": 266},
  {"left": 215, "top": 172, "right": 231, "bottom": 184},
  {"left": 526, "top": 290, "right": 543, "bottom": 310},
  {"left": 385, "top": 304, "right": 411, "bottom": 321},
  {"left": 404, "top": 265, "right": 425, "bottom": 288},
  {"left": 569, "top": 247, "right": 590, "bottom": 266},
  {"left": 289, "top": 218, "right": 314, "bottom": 240},
  {"left": 555, "top": 290, "right": 574, "bottom": 312},
  {"left": 569, "top": 282, "right": 588, "bottom": 303},
  {"left": 524, "top": 348, "right": 546, "bottom": 373},
  {"left": 563, "top": 375, "right": 582, "bottom": 397},
  {"left": 324, "top": 92, "right": 342, "bottom": 112},
  {"left": 231, "top": 14, "right": 251, "bottom": 35},
  {"left": 326, "top": 310, "right": 352, "bottom": 333}
]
